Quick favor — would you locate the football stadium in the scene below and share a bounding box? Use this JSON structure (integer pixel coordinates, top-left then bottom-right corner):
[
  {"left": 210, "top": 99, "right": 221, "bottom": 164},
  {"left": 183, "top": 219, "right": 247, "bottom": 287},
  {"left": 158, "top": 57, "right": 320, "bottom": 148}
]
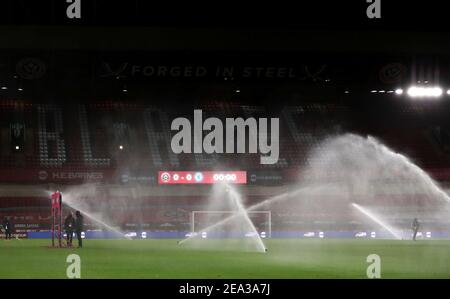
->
[{"left": 1, "top": 1, "right": 450, "bottom": 281}]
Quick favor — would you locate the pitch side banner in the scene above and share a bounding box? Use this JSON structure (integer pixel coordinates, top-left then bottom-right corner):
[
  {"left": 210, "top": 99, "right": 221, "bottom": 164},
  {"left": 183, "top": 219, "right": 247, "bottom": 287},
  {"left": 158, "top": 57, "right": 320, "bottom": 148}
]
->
[{"left": 158, "top": 171, "right": 247, "bottom": 185}]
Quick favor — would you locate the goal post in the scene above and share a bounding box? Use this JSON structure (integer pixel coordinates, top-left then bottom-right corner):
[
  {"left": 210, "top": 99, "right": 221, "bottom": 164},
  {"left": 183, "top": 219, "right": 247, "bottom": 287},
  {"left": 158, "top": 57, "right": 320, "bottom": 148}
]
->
[{"left": 190, "top": 210, "right": 272, "bottom": 238}]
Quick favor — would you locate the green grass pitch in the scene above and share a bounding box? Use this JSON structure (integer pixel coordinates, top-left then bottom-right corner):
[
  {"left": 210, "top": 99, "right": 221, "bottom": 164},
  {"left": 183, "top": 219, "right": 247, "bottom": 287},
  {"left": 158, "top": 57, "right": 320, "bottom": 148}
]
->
[{"left": 1, "top": 238, "right": 450, "bottom": 278}]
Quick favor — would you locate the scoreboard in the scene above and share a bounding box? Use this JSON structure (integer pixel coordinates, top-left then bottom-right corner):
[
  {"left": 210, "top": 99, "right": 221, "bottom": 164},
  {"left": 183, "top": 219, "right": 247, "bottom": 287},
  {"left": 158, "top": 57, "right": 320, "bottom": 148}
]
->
[{"left": 158, "top": 171, "right": 247, "bottom": 185}]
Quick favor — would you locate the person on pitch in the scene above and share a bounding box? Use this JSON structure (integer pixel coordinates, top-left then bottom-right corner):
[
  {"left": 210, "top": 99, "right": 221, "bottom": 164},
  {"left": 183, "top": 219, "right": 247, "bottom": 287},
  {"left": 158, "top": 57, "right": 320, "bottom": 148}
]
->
[
  {"left": 64, "top": 212, "right": 75, "bottom": 247},
  {"left": 75, "top": 211, "right": 84, "bottom": 248},
  {"left": 2, "top": 217, "right": 12, "bottom": 240},
  {"left": 412, "top": 218, "right": 420, "bottom": 241}
]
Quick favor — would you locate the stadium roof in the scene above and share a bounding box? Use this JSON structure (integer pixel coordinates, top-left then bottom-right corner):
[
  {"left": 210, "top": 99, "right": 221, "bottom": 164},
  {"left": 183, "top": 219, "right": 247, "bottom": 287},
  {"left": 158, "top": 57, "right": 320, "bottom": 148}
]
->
[
  {"left": 0, "top": 26, "right": 449, "bottom": 55},
  {"left": 0, "top": 0, "right": 449, "bottom": 54}
]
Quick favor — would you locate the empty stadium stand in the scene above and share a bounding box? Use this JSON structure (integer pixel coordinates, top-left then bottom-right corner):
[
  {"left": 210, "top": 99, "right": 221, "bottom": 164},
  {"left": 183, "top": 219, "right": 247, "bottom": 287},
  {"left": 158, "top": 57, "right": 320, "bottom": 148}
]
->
[{"left": 2, "top": 98, "right": 450, "bottom": 234}]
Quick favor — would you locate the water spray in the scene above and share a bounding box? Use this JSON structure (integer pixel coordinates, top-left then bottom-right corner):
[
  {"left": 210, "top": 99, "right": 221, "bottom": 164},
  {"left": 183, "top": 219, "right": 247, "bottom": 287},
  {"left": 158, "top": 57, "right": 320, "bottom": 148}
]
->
[
  {"left": 179, "top": 183, "right": 331, "bottom": 245},
  {"left": 366, "top": 136, "right": 450, "bottom": 204},
  {"left": 226, "top": 185, "right": 267, "bottom": 252},
  {"left": 55, "top": 188, "right": 131, "bottom": 240},
  {"left": 65, "top": 200, "right": 130, "bottom": 239},
  {"left": 351, "top": 203, "right": 402, "bottom": 240},
  {"left": 179, "top": 183, "right": 268, "bottom": 252}
]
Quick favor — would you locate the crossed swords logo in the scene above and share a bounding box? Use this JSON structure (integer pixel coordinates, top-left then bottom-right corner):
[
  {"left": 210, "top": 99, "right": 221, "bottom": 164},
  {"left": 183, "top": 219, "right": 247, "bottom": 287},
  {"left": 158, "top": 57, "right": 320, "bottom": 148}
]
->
[
  {"left": 100, "top": 62, "right": 128, "bottom": 78},
  {"left": 299, "top": 65, "right": 328, "bottom": 82}
]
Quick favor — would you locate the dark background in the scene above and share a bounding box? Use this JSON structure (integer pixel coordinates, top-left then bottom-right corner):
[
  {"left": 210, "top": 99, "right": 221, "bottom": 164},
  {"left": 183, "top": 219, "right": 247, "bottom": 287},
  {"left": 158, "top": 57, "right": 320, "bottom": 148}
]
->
[
  {"left": 0, "top": 0, "right": 445, "bottom": 31},
  {"left": 0, "top": 0, "right": 449, "bottom": 105}
]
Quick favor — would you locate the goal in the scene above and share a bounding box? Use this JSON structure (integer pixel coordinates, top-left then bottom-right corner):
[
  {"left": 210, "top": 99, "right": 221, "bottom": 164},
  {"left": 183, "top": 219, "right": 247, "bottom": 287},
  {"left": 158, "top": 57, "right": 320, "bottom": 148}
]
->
[{"left": 190, "top": 210, "right": 272, "bottom": 238}]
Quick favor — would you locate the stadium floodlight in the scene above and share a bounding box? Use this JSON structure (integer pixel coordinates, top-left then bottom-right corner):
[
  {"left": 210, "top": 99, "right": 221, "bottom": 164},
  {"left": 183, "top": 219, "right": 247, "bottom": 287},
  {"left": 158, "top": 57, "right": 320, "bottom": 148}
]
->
[
  {"left": 447, "top": 90, "right": 450, "bottom": 95},
  {"left": 119, "top": 145, "right": 123, "bottom": 150},
  {"left": 406, "top": 86, "right": 443, "bottom": 98},
  {"left": 15, "top": 145, "right": 20, "bottom": 150},
  {"left": 395, "top": 88, "right": 403, "bottom": 95}
]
